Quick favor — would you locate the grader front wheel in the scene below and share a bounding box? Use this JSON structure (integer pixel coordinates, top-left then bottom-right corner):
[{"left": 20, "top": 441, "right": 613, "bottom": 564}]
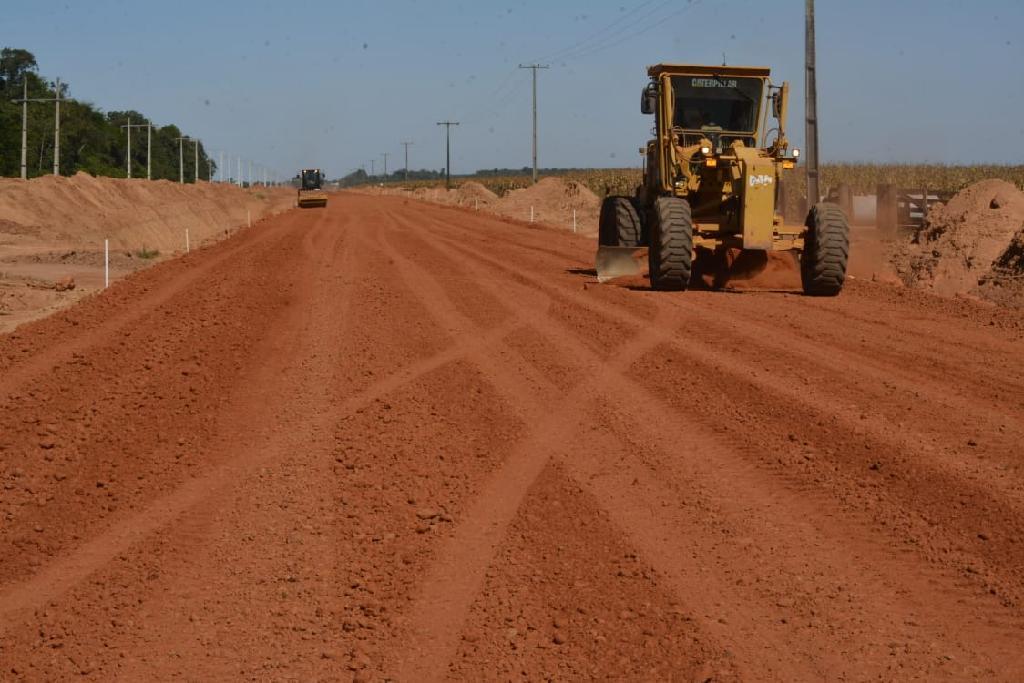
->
[
  {"left": 598, "top": 196, "right": 643, "bottom": 247},
  {"left": 801, "top": 202, "right": 850, "bottom": 296},
  {"left": 648, "top": 197, "right": 693, "bottom": 291}
]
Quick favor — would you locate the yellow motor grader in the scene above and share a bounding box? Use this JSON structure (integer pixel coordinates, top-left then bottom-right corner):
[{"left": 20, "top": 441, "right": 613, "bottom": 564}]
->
[
  {"left": 596, "top": 63, "right": 848, "bottom": 295},
  {"left": 297, "top": 168, "right": 328, "bottom": 208}
]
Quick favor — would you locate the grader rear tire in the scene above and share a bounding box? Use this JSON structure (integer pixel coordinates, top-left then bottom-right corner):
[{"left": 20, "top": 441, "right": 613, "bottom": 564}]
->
[
  {"left": 648, "top": 197, "right": 693, "bottom": 291},
  {"left": 598, "top": 196, "right": 643, "bottom": 247},
  {"left": 801, "top": 202, "right": 850, "bottom": 296}
]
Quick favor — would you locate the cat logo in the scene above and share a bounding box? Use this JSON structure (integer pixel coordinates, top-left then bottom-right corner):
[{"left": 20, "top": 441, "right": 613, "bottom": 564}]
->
[{"left": 749, "top": 174, "right": 774, "bottom": 188}]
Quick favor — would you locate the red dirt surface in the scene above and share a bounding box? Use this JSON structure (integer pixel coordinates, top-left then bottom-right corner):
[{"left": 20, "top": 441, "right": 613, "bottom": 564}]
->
[
  {"left": 361, "top": 176, "right": 600, "bottom": 236},
  {"left": 2, "top": 195, "right": 1024, "bottom": 681}
]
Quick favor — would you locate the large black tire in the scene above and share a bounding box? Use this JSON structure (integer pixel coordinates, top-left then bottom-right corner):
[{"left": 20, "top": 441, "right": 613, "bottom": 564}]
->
[
  {"left": 648, "top": 197, "right": 693, "bottom": 291},
  {"left": 598, "top": 196, "right": 643, "bottom": 247},
  {"left": 801, "top": 202, "right": 850, "bottom": 296}
]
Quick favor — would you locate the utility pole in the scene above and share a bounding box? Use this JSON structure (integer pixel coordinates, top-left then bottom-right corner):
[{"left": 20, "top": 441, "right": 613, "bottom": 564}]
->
[
  {"left": 237, "top": 157, "right": 242, "bottom": 186},
  {"left": 370, "top": 159, "right": 375, "bottom": 180},
  {"left": 219, "top": 151, "right": 224, "bottom": 182},
  {"left": 174, "top": 135, "right": 190, "bottom": 183},
  {"left": 519, "top": 64, "right": 548, "bottom": 184},
  {"left": 192, "top": 139, "right": 200, "bottom": 183},
  {"left": 436, "top": 121, "right": 460, "bottom": 189},
  {"left": 381, "top": 152, "right": 390, "bottom": 184},
  {"left": 122, "top": 116, "right": 132, "bottom": 178},
  {"left": 11, "top": 80, "right": 30, "bottom": 179},
  {"left": 121, "top": 121, "right": 153, "bottom": 180},
  {"left": 401, "top": 140, "right": 413, "bottom": 181},
  {"left": 805, "top": 0, "right": 820, "bottom": 206},
  {"left": 18, "top": 81, "right": 27, "bottom": 179},
  {"left": 13, "top": 79, "right": 64, "bottom": 177},
  {"left": 53, "top": 78, "right": 61, "bottom": 175}
]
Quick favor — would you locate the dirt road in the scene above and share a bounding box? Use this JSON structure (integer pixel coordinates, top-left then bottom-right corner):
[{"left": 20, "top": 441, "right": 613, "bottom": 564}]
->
[{"left": 2, "top": 194, "right": 1023, "bottom": 681}]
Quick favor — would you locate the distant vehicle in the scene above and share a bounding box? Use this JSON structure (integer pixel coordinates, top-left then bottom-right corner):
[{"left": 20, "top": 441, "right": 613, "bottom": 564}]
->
[
  {"left": 596, "top": 63, "right": 849, "bottom": 295},
  {"left": 297, "top": 168, "right": 328, "bottom": 208}
]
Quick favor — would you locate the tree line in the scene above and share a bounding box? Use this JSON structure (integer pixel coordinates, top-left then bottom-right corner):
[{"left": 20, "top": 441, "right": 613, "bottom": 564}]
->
[{"left": 0, "top": 47, "right": 215, "bottom": 181}]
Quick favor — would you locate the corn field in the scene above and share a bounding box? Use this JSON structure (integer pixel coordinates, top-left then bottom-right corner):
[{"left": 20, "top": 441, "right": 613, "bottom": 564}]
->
[{"left": 381, "top": 164, "right": 1024, "bottom": 198}]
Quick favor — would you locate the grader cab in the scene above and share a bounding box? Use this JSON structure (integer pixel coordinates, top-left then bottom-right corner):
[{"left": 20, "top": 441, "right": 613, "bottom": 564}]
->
[{"left": 597, "top": 63, "right": 849, "bottom": 295}]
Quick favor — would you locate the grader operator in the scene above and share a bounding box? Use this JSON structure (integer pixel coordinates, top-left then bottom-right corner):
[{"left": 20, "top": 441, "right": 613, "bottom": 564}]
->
[{"left": 596, "top": 64, "right": 849, "bottom": 295}]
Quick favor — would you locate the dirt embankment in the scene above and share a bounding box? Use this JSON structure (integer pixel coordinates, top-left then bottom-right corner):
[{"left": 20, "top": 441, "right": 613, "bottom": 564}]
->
[
  {"left": 0, "top": 172, "right": 293, "bottom": 253},
  {"left": 0, "top": 173, "right": 295, "bottom": 331},
  {"left": 893, "top": 179, "right": 1024, "bottom": 306},
  {"left": 358, "top": 177, "right": 601, "bottom": 235}
]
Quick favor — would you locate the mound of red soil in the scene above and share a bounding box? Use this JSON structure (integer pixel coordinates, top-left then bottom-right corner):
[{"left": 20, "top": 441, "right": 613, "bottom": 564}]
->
[
  {"left": 893, "top": 179, "right": 1024, "bottom": 306},
  {"left": 492, "top": 177, "right": 600, "bottom": 234},
  {"left": 455, "top": 181, "right": 498, "bottom": 204},
  {"left": 0, "top": 172, "right": 292, "bottom": 253}
]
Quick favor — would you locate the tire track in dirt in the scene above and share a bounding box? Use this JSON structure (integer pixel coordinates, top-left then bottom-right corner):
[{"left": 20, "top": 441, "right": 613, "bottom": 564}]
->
[
  {"left": 5, "top": 193, "right": 1024, "bottom": 680},
  {"left": 420, "top": 211, "right": 1024, "bottom": 605},
  {"left": 448, "top": 460, "right": 738, "bottom": 682},
  {"left": 0, "top": 204, "right": 509, "bottom": 637},
  {"left": 419, "top": 206, "right": 1024, "bottom": 519},
  {"left": 109, "top": 203, "right": 356, "bottom": 678},
  {"left": 425, "top": 201, "right": 1024, "bottom": 394},
  {"left": 0, "top": 210, "right": 296, "bottom": 397},
  {"left": 399, "top": 204, "right": 1024, "bottom": 678},
  {"left": 0, "top": 209, "right": 344, "bottom": 623},
  {"left": 0, "top": 211, "right": 327, "bottom": 587},
  {"left": 373, "top": 211, "right": 691, "bottom": 681}
]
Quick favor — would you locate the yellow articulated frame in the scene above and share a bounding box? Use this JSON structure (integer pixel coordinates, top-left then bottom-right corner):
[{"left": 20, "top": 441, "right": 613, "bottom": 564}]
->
[{"left": 691, "top": 225, "right": 804, "bottom": 253}]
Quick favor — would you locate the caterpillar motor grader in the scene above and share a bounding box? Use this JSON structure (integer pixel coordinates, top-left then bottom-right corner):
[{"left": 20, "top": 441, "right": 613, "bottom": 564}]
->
[
  {"left": 297, "top": 168, "right": 328, "bottom": 208},
  {"left": 596, "top": 63, "right": 849, "bottom": 295}
]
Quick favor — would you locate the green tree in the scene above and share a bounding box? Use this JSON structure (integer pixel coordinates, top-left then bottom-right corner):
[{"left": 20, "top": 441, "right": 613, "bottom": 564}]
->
[{"left": 0, "top": 47, "right": 215, "bottom": 181}]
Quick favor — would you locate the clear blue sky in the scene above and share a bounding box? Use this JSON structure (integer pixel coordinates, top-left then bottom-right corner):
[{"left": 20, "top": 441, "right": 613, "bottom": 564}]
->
[{"left": 8, "top": 0, "right": 1023, "bottom": 178}]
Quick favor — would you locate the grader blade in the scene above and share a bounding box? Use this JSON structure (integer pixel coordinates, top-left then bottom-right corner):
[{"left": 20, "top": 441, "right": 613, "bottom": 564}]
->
[
  {"left": 723, "top": 248, "right": 768, "bottom": 280},
  {"left": 595, "top": 246, "right": 644, "bottom": 283}
]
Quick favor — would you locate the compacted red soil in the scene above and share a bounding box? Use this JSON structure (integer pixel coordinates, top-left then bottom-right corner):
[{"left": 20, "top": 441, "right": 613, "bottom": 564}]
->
[{"left": 2, "top": 194, "right": 1024, "bottom": 681}]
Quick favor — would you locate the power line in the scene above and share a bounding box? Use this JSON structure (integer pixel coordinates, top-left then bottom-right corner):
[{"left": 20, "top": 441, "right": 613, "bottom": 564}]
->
[
  {"left": 531, "top": 0, "right": 669, "bottom": 64},
  {"left": 555, "top": 1, "right": 703, "bottom": 64}
]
